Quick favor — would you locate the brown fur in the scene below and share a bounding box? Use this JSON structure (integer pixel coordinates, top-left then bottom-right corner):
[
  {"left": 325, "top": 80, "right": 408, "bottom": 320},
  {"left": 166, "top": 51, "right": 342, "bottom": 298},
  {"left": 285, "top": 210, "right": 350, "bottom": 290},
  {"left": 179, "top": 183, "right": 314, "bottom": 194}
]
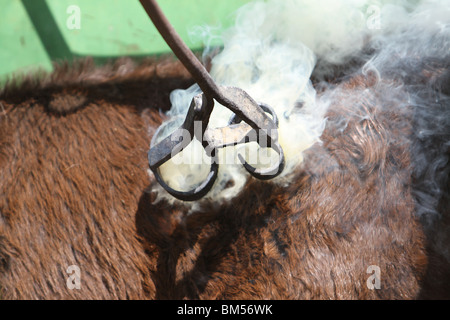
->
[
  {"left": 0, "top": 57, "right": 192, "bottom": 299},
  {"left": 0, "top": 56, "right": 448, "bottom": 299}
]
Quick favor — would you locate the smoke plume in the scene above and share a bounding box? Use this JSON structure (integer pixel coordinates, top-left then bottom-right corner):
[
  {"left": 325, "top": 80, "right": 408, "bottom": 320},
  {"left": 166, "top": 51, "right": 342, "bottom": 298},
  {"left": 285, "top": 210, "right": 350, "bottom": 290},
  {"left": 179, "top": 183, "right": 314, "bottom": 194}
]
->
[{"left": 149, "top": 0, "right": 450, "bottom": 214}]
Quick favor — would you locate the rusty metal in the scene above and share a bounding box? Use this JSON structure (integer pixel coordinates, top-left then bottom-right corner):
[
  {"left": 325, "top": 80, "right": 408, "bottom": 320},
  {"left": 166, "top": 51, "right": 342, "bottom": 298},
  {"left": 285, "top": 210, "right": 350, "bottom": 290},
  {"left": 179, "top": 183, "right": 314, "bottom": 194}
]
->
[{"left": 140, "top": 0, "right": 285, "bottom": 201}]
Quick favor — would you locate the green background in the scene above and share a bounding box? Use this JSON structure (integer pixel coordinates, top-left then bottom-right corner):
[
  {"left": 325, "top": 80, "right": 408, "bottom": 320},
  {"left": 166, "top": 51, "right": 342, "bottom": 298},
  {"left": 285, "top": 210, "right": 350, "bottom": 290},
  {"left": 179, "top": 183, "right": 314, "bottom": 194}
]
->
[{"left": 0, "top": 0, "right": 250, "bottom": 82}]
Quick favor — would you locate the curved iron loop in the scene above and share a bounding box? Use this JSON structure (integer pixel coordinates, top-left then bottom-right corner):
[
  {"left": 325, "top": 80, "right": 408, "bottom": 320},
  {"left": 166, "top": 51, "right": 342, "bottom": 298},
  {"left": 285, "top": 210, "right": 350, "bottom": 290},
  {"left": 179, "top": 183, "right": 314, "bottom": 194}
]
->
[
  {"left": 229, "top": 103, "right": 279, "bottom": 126},
  {"left": 238, "top": 142, "right": 285, "bottom": 180},
  {"left": 148, "top": 93, "right": 212, "bottom": 169},
  {"left": 148, "top": 94, "right": 219, "bottom": 201},
  {"left": 228, "top": 103, "right": 285, "bottom": 180},
  {"left": 150, "top": 150, "right": 219, "bottom": 202}
]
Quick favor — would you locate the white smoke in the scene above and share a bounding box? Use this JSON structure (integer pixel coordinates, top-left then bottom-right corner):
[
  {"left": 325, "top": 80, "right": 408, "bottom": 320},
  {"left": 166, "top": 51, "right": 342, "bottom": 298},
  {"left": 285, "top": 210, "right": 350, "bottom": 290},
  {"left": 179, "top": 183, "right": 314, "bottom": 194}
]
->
[{"left": 149, "top": 0, "right": 450, "bottom": 208}]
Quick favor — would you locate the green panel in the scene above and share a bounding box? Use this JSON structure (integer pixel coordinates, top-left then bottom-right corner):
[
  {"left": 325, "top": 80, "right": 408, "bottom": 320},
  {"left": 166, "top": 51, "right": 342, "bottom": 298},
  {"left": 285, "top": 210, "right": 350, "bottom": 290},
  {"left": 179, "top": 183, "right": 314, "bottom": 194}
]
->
[
  {"left": 0, "top": 0, "right": 53, "bottom": 79},
  {"left": 47, "top": 0, "right": 248, "bottom": 56},
  {"left": 0, "top": 0, "right": 250, "bottom": 83}
]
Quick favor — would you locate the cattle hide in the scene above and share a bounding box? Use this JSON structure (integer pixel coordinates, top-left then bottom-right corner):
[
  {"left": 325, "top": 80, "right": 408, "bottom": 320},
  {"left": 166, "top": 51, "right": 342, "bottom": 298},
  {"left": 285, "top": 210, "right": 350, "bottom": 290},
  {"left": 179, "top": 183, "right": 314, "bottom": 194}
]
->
[{"left": 0, "top": 56, "right": 448, "bottom": 299}]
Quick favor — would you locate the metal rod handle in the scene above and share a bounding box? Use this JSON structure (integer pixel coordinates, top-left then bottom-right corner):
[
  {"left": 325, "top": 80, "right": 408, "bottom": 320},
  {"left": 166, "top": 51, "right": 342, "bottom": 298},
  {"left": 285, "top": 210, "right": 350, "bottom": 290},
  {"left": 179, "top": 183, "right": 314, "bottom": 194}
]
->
[{"left": 139, "top": 0, "right": 221, "bottom": 100}]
